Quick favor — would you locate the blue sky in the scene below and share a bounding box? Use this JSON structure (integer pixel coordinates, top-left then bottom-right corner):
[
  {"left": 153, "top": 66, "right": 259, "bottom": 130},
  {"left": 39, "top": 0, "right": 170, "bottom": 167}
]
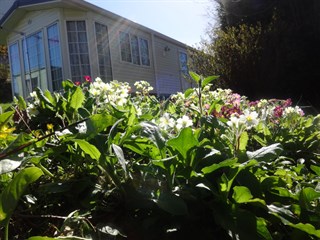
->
[{"left": 86, "top": 0, "right": 214, "bottom": 46}]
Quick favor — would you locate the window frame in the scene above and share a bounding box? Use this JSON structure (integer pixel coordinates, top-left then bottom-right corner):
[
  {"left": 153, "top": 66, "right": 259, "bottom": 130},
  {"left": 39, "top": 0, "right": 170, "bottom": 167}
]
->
[
  {"left": 66, "top": 20, "right": 91, "bottom": 82},
  {"left": 47, "top": 22, "right": 63, "bottom": 91},
  {"left": 119, "top": 31, "right": 151, "bottom": 67}
]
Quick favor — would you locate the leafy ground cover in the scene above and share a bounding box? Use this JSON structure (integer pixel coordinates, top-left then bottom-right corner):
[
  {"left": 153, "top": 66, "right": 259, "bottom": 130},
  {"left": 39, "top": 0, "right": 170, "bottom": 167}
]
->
[{"left": 0, "top": 73, "right": 320, "bottom": 239}]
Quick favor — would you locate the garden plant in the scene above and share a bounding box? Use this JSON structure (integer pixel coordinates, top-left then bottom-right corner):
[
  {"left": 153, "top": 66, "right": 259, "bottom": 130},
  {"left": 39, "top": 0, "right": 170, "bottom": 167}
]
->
[{"left": 0, "top": 73, "right": 320, "bottom": 239}]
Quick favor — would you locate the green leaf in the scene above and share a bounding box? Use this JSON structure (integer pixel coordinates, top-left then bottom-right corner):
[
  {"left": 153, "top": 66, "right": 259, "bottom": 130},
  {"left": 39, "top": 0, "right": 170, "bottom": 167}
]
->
[
  {"left": 299, "top": 187, "right": 320, "bottom": 210},
  {"left": 72, "top": 139, "right": 101, "bottom": 160},
  {"left": 232, "top": 186, "right": 253, "bottom": 203},
  {"left": 202, "top": 75, "right": 219, "bottom": 88},
  {"left": 28, "top": 237, "right": 56, "bottom": 240},
  {"left": 247, "top": 143, "right": 283, "bottom": 162},
  {"left": 0, "top": 159, "right": 22, "bottom": 174},
  {"left": 112, "top": 144, "right": 127, "bottom": 175},
  {"left": 155, "top": 192, "right": 188, "bottom": 215},
  {"left": 0, "top": 111, "right": 13, "bottom": 125},
  {"left": 69, "top": 87, "right": 84, "bottom": 111},
  {"left": 310, "top": 165, "right": 320, "bottom": 176},
  {"left": 256, "top": 217, "right": 272, "bottom": 240},
  {"left": 167, "top": 127, "right": 198, "bottom": 160},
  {"left": 85, "top": 114, "right": 116, "bottom": 140},
  {"left": 289, "top": 223, "right": 320, "bottom": 238},
  {"left": 140, "top": 121, "right": 166, "bottom": 151},
  {"left": 184, "top": 88, "right": 194, "bottom": 98},
  {"left": 202, "top": 158, "right": 238, "bottom": 174},
  {"left": 0, "top": 167, "right": 43, "bottom": 225},
  {"left": 189, "top": 71, "right": 201, "bottom": 83},
  {"left": 239, "top": 131, "right": 248, "bottom": 151},
  {"left": 124, "top": 138, "right": 162, "bottom": 160}
]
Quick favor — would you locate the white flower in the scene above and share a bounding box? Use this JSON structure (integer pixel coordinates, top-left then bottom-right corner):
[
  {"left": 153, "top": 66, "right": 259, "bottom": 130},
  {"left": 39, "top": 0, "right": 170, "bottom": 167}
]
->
[
  {"left": 27, "top": 104, "right": 39, "bottom": 116},
  {"left": 239, "top": 110, "right": 259, "bottom": 129},
  {"left": 55, "top": 129, "right": 72, "bottom": 137},
  {"left": 176, "top": 115, "right": 193, "bottom": 131},
  {"left": 159, "top": 113, "right": 175, "bottom": 130},
  {"left": 227, "top": 116, "right": 242, "bottom": 129},
  {"left": 30, "top": 91, "right": 37, "bottom": 98},
  {"left": 75, "top": 122, "right": 87, "bottom": 134}
]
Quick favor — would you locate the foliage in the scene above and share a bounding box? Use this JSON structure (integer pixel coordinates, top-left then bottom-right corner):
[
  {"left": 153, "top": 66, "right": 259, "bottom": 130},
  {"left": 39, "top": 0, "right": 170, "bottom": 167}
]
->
[
  {"left": 192, "top": 0, "right": 320, "bottom": 111},
  {"left": 0, "top": 75, "right": 319, "bottom": 239}
]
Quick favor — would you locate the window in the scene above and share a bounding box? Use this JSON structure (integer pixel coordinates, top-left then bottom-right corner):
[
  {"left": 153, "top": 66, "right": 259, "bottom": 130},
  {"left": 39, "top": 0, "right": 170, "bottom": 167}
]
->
[
  {"left": 47, "top": 23, "right": 63, "bottom": 91},
  {"left": 119, "top": 32, "right": 132, "bottom": 62},
  {"left": 140, "top": 38, "right": 150, "bottom": 66},
  {"left": 23, "top": 31, "right": 45, "bottom": 72},
  {"left": 119, "top": 31, "right": 150, "bottom": 66},
  {"left": 95, "top": 22, "right": 113, "bottom": 81},
  {"left": 9, "top": 43, "right": 21, "bottom": 96},
  {"left": 67, "top": 21, "right": 90, "bottom": 82},
  {"left": 23, "top": 31, "right": 45, "bottom": 94},
  {"left": 179, "top": 52, "right": 188, "bottom": 76}
]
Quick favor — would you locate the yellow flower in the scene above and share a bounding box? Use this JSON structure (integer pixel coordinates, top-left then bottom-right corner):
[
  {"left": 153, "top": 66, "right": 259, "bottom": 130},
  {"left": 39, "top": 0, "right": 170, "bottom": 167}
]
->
[
  {"left": 47, "top": 123, "right": 54, "bottom": 131},
  {"left": 0, "top": 125, "right": 15, "bottom": 139}
]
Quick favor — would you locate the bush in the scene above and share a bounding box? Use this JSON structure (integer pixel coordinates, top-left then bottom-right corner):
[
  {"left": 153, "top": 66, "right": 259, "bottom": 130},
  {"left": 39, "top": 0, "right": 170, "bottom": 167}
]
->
[{"left": 0, "top": 74, "right": 319, "bottom": 239}]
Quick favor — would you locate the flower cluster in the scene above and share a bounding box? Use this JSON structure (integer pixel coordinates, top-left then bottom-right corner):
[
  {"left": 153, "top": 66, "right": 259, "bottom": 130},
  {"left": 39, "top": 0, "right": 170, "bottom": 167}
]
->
[
  {"left": 88, "top": 77, "right": 131, "bottom": 107},
  {"left": 154, "top": 113, "right": 193, "bottom": 133},
  {"left": 134, "top": 81, "right": 154, "bottom": 95}
]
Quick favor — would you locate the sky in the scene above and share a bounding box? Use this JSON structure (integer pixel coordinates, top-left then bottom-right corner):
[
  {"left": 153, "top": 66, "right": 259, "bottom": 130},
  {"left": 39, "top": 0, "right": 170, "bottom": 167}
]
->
[{"left": 86, "top": 0, "right": 214, "bottom": 46}]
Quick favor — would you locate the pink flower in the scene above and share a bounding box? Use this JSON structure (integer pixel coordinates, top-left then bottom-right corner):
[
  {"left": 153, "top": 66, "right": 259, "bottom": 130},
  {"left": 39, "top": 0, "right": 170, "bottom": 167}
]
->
[
  {"left": 84, "top": 75, "right": 92, "bottom": 82},
  {"left": 75, "top": 81, "right": 81, "bottom": 86},
  {"left": 273, "top": 106, "right": 283, "bottom": 118}
]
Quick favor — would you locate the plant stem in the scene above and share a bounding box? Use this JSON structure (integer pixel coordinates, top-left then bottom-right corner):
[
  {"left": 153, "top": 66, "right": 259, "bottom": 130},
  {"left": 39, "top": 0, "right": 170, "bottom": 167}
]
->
[{"left": 4, "top": 220, "right": 9, "bottom": 240}]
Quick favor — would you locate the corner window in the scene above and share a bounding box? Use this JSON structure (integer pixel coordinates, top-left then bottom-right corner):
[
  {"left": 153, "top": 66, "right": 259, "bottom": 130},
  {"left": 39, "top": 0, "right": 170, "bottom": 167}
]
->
[
  {"left": 47, "top": 23, "right": 63, "bottom": 91},
  {"left": 67, "top": 21, "right": 91, "bottom": 82},
  {"left": 119, "top": 31, "right": 150, "bottom": 66}
]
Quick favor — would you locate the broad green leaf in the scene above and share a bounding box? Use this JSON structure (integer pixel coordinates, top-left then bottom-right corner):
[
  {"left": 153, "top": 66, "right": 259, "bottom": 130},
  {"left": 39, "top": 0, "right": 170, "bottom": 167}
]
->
[
  {"left": 152, "top": 155, "right": 176, "bottom": 170},
  {"left": 112, "top": 144, "right": 127, "bottom": 174},
  {"left": 0, "top": 111, "right": 13, "bottom": 125},
  {"left": 189, "top": 71, "right": 201, "bottom": 83},
  {"left": 0, "top": 159, "right": 22, "bottom": 174},
  {"left": 1, "top": 132, "right": 34, "bottom": 155},
  {"left": 202, "top": 75, "right": 219, "bottom": 88},
  {"left": 232, "top": 186, "right": 253, "bottom": 203},
  {"left": 184, "top": 88, "right": 194, "bottom": 98},
  {"left": 0, "top": 167, "right": 43, "bottom": 225},
  {"left": 239, "top": 131, "right": 248, "bottom": 151},
  {"left": 85, "top": 114, "right": 116, "bottom": 139},
  {"left": 256, "top": 217, "right": 272, "bottom": 240},
  {"left": 44, "top": 89, "right": 56, "bottom": 107},
  {"left": 167, "top": 127, "right": 198, "bottom": 159},
  {"left": 202, "top": 158, "right": 237, "bottom": 174},
  {"left": 155, "top": 192, "right": 188, "bottom": 215},
  {"left": 69, "top": 86, "right": 84, "bottom": 111},
  {"left": 28, "top": 237, "right": 56, "bottom": 240},
  {"left": 124, "top": 138, "right": 162, "bottom": 160},
  {"left": 72, "top": 139, "right": 101, "bottom": 160},
  {"left": 288, "top": 223, "right": 320, "bottom": 238},
  {"left": 247, "top": 143, "right": 283, "bottom": 162},
  {"left": 17, "top": 96, "right": 27, "bottom": 110},
  {"left": 140, "top": 121, "right": 166, "bottom": 151},
  {"left": 299, "top": 187, "right": 320, "bottom": 210},
  {"left": 310, "top": 165, "right": 320, "bottom": 176}
]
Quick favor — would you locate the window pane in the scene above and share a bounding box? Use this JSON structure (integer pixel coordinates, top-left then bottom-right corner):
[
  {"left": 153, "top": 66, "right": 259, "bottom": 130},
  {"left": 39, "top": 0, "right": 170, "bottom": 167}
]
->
[
  {"left": 23, "top": 31, "right": 45, "bottom": 73},
  {"left": 140, "top": 38, "right": 150, "bottom": 66},
  {"left": 66, "top": 21, "right": 76, "bottom": 31},
  {"left": 47, "top": 23, "right": 63, "bottom": 91},
  {"left": 9, "top": 43, "right": 21, "bottom": 76},
  {"left": 131, "top": 35, "right": 140, "bottom": 65},
  {"left": 179, "top": 52, "right": 188, "bottom": 76},
  {"left": 119, "top": 31, "right": 131, "bottom": 62}
]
